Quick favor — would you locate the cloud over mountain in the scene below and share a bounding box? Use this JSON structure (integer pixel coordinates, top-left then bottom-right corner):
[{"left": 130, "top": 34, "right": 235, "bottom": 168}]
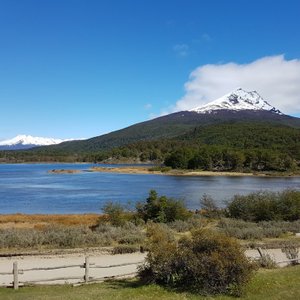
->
[{"left": 172, "top": 55, "right": 300, "bottom": 115}]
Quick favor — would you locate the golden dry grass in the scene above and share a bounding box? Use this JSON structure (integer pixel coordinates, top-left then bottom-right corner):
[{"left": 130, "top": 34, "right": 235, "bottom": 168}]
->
[{"left": 0, "top": 214, "right": 103, "bottom": 229}]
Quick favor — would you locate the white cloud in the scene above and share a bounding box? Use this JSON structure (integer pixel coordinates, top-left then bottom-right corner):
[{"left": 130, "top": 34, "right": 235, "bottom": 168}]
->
[
  {"left": 171, "top": 55, "right": 300, "bottom": 115},
  {"left": 201, "top": 33, "right": 212, "bottom": 42},
  {"left": 144, "top": 103, "right": 152, "bottom": 110},
  {"left": 173, "top": 44, "right": 189, "bottom": 57}
]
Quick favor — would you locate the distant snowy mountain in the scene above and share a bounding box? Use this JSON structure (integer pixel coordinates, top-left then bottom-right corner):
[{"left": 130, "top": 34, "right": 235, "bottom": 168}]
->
[
  {"left": 190, "top": 88, "right": 283, "bottom": 115},
  {"left": 0, "top": 135, "right": 78, "bottom": 150}
]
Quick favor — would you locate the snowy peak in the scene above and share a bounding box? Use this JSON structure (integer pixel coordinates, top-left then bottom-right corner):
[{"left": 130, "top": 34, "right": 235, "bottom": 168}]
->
[
  {"left": 0, "top": 135, "right": 79, "bottom": 150},
  {"left": 190, "top": 88, "right": 283, "bottom": 115}
]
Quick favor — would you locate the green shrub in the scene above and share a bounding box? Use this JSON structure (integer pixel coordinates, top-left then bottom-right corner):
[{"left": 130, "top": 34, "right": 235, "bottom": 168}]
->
[
  {"left": 112, "top": 245, "right": 139, "bottom": 254},
  {"left": 218, "top": 218, "right": 288, "bottom": 240},
  {"left": 148, "top": 166, "right": 172, "bottom": 173},
  {"left": 227, "top": 190, "right": 300, "bottom": 222},
  {"left": 136, "top": 190, "right": 191, "bottom": 223},
  {"left": 102, "top": 201, "right": 127, "bottom": 226},
  {"left": 94, "top": 222, "right": 145, "bottom": 245},
  {"left": 139, "top": 224, "right": 255, "bottom": 296},
  {"left": 200, "top": 194, "right": 222, "bottom": 218},
  {"left": 0, "top": 225, "right": 110, "bottom": 249},
  {"left": 168, "top": 215, "right": 205, "bottom": 232},
  {"left": 0, "top": 222, "right": 145, "bottom": 250}
]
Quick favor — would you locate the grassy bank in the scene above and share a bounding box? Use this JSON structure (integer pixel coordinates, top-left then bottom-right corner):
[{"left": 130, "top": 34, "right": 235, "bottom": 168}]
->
[{"left": 0, "top": 266, "right": 299, "bottom": 300}]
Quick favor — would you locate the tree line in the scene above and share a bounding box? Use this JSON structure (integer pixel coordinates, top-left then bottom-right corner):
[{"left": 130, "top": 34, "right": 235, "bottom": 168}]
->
[{"left": 0, "top": 122, "right": 299, "bottom": 173}]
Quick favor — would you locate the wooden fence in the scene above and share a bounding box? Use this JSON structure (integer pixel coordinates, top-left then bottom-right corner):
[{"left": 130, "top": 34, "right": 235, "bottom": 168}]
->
[
  {"left": 0, "top": 257, "right": 144, "bottom": 290},
  {"left": 1, "top": 249, "right": 299, "bottom": 290},
  {"left": 256, "top": 247, "right": 300, "bottom": 265}
]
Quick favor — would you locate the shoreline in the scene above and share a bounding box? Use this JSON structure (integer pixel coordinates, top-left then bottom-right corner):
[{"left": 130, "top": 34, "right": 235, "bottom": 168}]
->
[
  {"left": 1, "top": 162, "right": 298, "bottom": 177},
  {"left": 87, "top": 166, "right": 300, "bottom": 177}
]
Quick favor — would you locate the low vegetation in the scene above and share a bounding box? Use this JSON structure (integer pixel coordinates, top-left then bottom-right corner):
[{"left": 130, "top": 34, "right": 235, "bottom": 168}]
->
[
  {"left": 217, "top": 218, "right": 300, "bottom": 240},
  {"left": 1, "top": 189, "right": 300, "bottom": 297},
  {"left": 0, "top": 223, "right": 145, "bottom": 251},
  {"left": 1, "top": 189, "right": 300, "bottom": 252},
  {"left": 227, "top": 190, "right": 300, "bottom": 221},
  {"left": 139, "top": 223, "right": 255, "bottom": 296},
  {"left": 0, "top": 213, "right": 100, "bottom": 227},
  {"left": 136, "top": 190, "right": 191, "bottom": 223}
]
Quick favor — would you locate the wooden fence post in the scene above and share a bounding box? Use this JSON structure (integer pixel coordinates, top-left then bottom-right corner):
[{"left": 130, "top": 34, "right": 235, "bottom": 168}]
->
[
  {"left": 257, "top": 247, "right": 263, "bottom": 258},
  {"left": 84, "top": 256, "right": 89, "bottom": 283},
  {"left": 13, "top": 261, "right": 19, "bottom": 290}
]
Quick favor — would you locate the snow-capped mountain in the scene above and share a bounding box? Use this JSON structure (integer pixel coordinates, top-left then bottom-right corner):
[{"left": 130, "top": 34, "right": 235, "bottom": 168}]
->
[
  {"left": 0, "top": 135, "right": 77, "bottom": 150},
  {"left": 190, "top": 88, "right": 283, "bottom": 115}
]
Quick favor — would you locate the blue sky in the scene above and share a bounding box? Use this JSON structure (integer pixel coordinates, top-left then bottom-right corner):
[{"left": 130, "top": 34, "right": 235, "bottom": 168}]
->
[{"left": 0, "top": 0, "right": 300, "bottom": 140}]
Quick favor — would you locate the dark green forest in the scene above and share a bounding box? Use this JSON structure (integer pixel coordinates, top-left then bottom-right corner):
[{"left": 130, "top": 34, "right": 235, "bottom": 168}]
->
[{"left": 0, "top": 122, "right": 299, "bottom": 173}]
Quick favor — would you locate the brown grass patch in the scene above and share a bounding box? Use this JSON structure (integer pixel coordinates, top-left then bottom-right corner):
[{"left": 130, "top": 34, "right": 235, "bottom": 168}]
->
[{"left": 0, "top": 214, "right": 103, "bottom": 229}]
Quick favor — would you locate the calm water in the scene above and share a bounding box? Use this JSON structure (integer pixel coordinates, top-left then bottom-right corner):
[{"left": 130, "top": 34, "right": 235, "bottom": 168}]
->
[{"left": 0, "top": 163, "right": 299, "bottom": 214}]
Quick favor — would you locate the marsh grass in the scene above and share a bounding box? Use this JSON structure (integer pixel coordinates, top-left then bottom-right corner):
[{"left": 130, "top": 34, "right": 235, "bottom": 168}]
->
[
  {"left": 0, "top": 214, "right": 101, "bottom": 228},
  {"left": 0, "top": 222, "right": 145, "bottom": 250}
]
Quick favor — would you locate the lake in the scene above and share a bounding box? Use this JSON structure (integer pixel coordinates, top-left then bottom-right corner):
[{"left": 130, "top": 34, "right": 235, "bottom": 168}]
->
[{"left": 0, "top": 163, "right": 299, "bottom": 214}]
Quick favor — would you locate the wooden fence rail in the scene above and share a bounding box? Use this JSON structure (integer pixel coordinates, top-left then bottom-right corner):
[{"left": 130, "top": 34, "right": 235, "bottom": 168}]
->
[
  {"left": 90, "top": 261, "right": 144, "bottom": 269},
  {"left": 256, "top": 247, "right": 300, "bottom": 264},
  {"left": 20, "top": 264, "right": 86, "bottom": 272},
  {"left": 277, "top": 258, "right": 300, "bottom": 264},
  {"left": 0, "top": 272, "right": 12, "bottom": 275},
  {"left": 0, "top": 257, "right": 144, "bottom": 290}
]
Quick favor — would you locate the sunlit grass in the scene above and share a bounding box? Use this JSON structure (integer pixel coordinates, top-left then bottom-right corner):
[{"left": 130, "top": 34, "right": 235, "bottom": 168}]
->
[
  {"left": 0, "top": 214, "right": 101, "bottom": 228},
  {"left": 0, "top": 266, "right": 300, "bottom": 300}
]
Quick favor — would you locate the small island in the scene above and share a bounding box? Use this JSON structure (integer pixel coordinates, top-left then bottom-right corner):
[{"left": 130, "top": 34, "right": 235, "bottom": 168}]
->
[
  {"left": 48, "top": 169, "right": 82, "bottom": 174},
  {"left": 90, "top": 165, "right": 256, "bottom": 176}
]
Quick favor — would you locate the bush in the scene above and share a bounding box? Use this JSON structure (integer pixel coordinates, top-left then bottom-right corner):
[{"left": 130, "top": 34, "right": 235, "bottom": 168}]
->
[
  {"left": 199, "top": 194, "right": 222, "bottom": 218},
  {"left": 218, "top": 218, "right": 287, "bottom": 240},
  {"left": 112, "top": 245, "right": 139, "bottom": 254},
  {"left": 0, "top": 222, "right": 145, "bottom": 250},
  {"left": 102, "top": 201, "right": 127, "bottom": 226},
  {"left": 94, "top": 222, "right": 145, "bottom": 245},
  {"left": 139, "top": 224, "right": 255, "bottom": 296},
  {"left": 257, "top": 252, "right": 277, "bottom": 269},
  {"left": 148, "top": 166, "right": 172, "bottom": 173},
  {"left": 227, "top": 190, "right": 300, "bottom": 222},
  {"left": 136, "top": 190, "right": 191, "bottom": 223},
  {"left": 168, "top": 215, "right": 205, "bottom": 232},
  {"left": 0, "top": 225, "right": 109, "bottom": 249}
]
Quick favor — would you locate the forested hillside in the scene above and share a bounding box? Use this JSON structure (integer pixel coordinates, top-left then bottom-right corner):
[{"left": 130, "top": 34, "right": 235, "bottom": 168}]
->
[
  {"left": 88, "top": 122, "right": 298, "bottom": 172},
  {"left": 0, "top": 120, "right": 299, "bottom": 173},
  {"left": 21, "top": 110, "right": 300, "bottom": 154}
]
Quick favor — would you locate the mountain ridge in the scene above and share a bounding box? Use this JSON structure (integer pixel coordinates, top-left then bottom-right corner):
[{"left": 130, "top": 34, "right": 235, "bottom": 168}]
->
[
  {"left": 0, "top": 135, "right": 80, "bottom": 150},
  {"left": 6, "top": 89, "right": 300, "bottom": 154},
  {"left": 37, "top": 109, "right": 300, "bottom": 153}
]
